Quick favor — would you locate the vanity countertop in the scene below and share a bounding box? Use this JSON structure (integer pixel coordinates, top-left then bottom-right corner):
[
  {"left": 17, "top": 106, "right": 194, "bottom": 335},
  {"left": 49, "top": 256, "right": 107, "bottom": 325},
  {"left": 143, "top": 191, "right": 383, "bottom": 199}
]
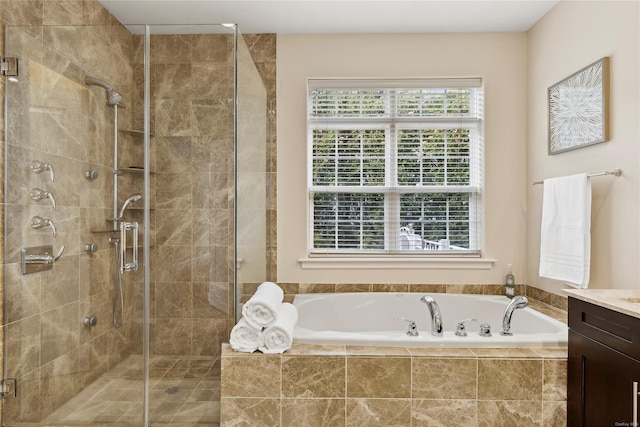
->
[{"left": 562, "top": 288, "right": 640, "bottom": 320}]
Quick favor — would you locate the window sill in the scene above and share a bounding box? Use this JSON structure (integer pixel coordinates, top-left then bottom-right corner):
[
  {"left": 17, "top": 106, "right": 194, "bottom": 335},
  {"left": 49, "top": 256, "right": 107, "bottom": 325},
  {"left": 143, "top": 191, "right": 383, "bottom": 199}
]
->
[{"left": 299, "top": 256, "right": 497, "bottom": 270}]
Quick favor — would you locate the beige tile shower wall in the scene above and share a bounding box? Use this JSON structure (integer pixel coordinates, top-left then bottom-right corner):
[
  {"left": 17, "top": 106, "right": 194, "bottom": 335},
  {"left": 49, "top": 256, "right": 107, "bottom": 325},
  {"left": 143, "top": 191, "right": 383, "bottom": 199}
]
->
[
  {"left": 129, "top": 32, "right": 237, "bottom": 357},
  {"left": 128, "top": 32, "right": 277, "bottom": 357},
  {"left": 0, "top": 0, "right": 135, "bottom": 422},
  {"left": 220, "top": 344, "right": 567, "bottom": 427}
]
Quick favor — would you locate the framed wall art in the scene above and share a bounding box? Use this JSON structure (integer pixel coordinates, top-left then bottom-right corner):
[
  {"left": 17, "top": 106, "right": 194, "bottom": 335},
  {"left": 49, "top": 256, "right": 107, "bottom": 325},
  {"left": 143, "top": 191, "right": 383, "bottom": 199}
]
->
[{"left": 548, "top": 56, "right": 610, "bottom": 155}]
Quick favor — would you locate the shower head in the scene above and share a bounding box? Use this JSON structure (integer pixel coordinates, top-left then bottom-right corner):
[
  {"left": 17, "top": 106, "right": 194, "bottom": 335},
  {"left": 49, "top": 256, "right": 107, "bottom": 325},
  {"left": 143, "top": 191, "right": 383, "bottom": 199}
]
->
[
  {"left": 118, "top": 194, "right": 142, "bottom": 219},
  {"left": 106, "top": 88, "right": 123, "bottom": 106},
  {"left": 85, "top": 75, "right": 123, "bottom": 106}
]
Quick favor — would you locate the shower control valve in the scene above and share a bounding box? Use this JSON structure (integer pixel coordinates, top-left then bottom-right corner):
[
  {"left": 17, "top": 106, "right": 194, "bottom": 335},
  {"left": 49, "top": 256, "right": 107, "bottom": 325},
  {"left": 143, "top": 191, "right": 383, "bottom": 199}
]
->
[
  {"left": 30, "top": 188, "right": 56, "bottom": 210},
  {"left": 21, "top": 245, "right": 65, "bottom": 275},
  {"left": 30, "top": 160, "right": 55, "bottom": 182},
  {"left": 30, "top": 216, "right": 57, "bottom": 238}
]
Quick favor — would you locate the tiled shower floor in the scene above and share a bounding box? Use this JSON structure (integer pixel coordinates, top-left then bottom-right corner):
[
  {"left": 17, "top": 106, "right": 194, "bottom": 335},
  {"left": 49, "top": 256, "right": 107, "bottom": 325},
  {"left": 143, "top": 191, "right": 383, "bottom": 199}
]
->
[{"left": 43, "top": 355, "right": 220, "bottom": 426}]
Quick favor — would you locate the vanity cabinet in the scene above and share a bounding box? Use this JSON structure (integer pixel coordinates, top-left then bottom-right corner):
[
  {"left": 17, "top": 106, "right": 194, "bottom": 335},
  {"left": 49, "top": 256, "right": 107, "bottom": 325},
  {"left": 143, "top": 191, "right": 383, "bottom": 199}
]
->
[{"left": 568, "top": 297, "right": 640, "bottom": 427}]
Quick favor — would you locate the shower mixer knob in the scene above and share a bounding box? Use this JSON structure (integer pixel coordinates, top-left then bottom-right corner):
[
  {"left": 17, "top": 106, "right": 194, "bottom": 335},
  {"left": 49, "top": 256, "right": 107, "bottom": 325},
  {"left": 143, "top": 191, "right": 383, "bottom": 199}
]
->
[
  {"left": 30, "top": 216, "right": 57, "bottom": 238},
  {"left": 30, "top": 188, "right": 56, "bottom": 210},
  {"left": 30, "top": 160, "right": 55, "bottom": 182}
]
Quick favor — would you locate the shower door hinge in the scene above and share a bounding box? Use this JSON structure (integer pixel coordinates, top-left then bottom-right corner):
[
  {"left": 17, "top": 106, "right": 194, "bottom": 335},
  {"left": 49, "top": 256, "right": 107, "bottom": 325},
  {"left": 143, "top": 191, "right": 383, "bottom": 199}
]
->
[
  {"left": 0, "top": 56, "right": 18, "bottom": 76},
  {"left": 0, "top": 378, "right": 17, "bottom": 399}
]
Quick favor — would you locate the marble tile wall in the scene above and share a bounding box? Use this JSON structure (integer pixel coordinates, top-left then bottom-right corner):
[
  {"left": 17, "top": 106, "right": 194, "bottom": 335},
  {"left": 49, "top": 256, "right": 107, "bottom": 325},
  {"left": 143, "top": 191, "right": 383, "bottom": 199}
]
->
[
  {"left": 130, "top": 32, "right": 275, "bottom": 359},
  {"left": 241, "top": 282, "right": 568, "bottom": 313},
  {"left": 130, "top": 32, "right": 234, "bottom": 358},
  {"left": 0, "top": 0, "right": 136, "bottom": 422},
  {"left": 220, "top": 344, "right": 567, "bottom": 427}
]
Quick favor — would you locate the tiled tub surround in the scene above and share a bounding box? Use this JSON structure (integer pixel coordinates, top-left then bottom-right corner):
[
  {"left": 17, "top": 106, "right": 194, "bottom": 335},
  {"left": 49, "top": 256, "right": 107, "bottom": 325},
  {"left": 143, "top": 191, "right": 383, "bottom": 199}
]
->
[
  {"left": 220, "top": 344, "right": 567, "bottom": 426},
  {"left": 224, "top": 289, "right": 567, "bottom": 426}
]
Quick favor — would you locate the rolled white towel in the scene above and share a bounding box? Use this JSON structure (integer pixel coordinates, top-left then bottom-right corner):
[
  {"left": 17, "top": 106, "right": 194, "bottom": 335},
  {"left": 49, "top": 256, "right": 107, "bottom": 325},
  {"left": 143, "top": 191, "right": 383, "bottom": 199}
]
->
[
  {"left": 242, "top": 282, "right": 284, "bottom": 329},
  {"left": 229, "top": 317, "right": 263, "bottom": 353},
  {"left": 259, "top": 303, "right": 298, "bottom": 354}
]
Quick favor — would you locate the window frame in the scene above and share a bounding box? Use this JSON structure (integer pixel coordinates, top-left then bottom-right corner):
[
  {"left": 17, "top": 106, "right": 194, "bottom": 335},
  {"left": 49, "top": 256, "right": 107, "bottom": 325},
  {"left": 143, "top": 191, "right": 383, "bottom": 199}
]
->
[{"left": 307, "top": 79, "right": 484, "bottom": 258}]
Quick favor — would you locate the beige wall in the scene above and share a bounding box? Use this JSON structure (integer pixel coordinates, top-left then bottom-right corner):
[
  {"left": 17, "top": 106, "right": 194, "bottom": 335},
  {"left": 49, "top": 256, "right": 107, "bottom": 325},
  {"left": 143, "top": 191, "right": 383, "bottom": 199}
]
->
[
  {"left": 526, "top": 1, "right": 640, "bottom": 292},
  {"left": 277, "top": 33, "right": 528, "bottom": 284}
]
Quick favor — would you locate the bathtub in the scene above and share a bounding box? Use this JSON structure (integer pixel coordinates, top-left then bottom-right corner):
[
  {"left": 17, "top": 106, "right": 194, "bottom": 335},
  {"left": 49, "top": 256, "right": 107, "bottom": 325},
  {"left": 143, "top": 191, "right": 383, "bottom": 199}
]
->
[{"left": 292, "top": 292, "right": 567, "bottom": 348}]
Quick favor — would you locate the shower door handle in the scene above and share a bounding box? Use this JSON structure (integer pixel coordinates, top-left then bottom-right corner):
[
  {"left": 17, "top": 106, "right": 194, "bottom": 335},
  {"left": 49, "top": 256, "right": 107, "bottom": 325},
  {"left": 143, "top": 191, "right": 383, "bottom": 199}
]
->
[{"left": 120, "top": 221, "right": 139, "bottom": 273}]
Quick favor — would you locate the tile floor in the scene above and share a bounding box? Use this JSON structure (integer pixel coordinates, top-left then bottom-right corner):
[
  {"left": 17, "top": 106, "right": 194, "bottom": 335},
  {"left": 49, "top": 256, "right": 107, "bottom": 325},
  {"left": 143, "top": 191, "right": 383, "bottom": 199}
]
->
[{"left": 43, "top": 355, "right": 221, "bottom": 426}]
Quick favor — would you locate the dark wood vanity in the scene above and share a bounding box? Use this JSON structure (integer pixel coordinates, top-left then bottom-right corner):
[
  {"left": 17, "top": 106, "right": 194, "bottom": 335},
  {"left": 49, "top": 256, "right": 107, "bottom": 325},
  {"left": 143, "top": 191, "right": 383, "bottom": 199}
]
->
[{"left": 567, "top": 293, "right": 640, "bottom": 427}]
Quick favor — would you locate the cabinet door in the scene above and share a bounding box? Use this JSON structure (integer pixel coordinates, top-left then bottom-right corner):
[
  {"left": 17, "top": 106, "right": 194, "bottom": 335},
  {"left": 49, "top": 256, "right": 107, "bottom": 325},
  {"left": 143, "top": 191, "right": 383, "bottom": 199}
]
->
[{"left": 569, "top": 330, "right": 640, "bottom": 427}]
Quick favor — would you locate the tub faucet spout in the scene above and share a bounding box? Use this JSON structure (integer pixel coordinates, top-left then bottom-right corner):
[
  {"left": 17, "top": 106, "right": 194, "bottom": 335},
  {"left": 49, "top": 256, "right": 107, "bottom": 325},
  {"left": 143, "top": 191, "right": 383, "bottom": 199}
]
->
[
  {"left": 500, "top": 296, "right": 528, "bottom": 336},
  {"left": 419, "top": 295, "right": 443, "bottom": 337}
]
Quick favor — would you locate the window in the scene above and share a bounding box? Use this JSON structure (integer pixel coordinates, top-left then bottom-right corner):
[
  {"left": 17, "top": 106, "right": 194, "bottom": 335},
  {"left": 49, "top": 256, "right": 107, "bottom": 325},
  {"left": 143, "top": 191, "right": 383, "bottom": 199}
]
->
[{"left": 307, "top": 79, "right": 483, "bottom": 256}]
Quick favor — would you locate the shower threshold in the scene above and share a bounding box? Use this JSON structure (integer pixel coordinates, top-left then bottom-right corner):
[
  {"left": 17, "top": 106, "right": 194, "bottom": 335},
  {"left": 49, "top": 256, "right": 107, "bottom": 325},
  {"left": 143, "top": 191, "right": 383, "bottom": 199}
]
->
[{"left": 41, "top": 355, "right": 220, "bottom": 426}]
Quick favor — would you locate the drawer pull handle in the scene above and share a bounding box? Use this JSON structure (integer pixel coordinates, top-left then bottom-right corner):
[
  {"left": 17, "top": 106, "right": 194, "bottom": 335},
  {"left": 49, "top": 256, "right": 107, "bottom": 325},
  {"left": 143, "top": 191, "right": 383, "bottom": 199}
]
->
[{"left": 634, "top": 381, "right": 639, "bottom": 427}]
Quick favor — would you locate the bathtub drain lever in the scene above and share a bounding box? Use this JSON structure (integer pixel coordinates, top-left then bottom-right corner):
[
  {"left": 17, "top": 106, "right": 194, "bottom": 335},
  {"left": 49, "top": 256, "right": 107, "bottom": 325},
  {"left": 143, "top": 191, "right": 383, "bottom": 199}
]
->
[{"left": 398, "top": 318, "right": 419, "bottom": 336}]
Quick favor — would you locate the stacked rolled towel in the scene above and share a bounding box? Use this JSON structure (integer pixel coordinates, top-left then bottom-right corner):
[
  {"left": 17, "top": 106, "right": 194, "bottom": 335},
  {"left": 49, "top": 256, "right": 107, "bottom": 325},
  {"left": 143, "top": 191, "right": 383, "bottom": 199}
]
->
[
  {"left": 229, "top": 281, "right": 298, "bottom": 353},
  {"left": 241, "top": 281, "right": 284, "bottom": 329},
  {"left": 229, "top": 317, "right": 263, "bottom": 353},
  {"left": 259, "top": 303, "right": 298, "bottom": 354}
]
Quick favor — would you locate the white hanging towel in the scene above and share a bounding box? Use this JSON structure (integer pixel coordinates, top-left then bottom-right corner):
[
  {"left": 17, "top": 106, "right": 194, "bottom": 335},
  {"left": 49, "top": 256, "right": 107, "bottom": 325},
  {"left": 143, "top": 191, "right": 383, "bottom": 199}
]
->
[
  {"left": 539, "top": 173, "right": 591, "bottom": 288},
  {"left": 259, "top": 303, "right": 298, "bottom": 354}
]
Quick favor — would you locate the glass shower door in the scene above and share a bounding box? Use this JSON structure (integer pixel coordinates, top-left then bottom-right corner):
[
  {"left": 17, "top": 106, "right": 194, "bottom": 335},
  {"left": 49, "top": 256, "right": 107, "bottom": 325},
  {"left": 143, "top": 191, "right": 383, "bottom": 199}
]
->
[
  {"left": 2, "top": 22, "right": 143, "bottom": 425},
  {"left": 3, "top": 18, "right": 268, "bottom": 427}
]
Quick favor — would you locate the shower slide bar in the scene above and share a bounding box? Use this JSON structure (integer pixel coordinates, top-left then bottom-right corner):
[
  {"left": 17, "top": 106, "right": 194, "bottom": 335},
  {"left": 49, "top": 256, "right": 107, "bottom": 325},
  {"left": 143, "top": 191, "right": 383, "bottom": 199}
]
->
[{"left": 532, "top": 168, "right": 622, "bottom": 185}]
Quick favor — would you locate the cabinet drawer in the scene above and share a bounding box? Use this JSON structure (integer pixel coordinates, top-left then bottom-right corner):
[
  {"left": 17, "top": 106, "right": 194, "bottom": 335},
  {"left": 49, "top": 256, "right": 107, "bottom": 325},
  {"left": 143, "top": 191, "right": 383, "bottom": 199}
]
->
[{"left": 568, "top": 297, "right": 640, "bottom": 360}]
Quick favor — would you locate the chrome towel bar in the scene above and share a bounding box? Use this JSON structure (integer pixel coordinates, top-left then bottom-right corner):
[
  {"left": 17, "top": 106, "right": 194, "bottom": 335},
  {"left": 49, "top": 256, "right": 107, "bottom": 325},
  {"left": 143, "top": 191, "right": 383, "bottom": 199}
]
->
[{"left": 532, "top": 168, "right": 622, "bottom": 185}]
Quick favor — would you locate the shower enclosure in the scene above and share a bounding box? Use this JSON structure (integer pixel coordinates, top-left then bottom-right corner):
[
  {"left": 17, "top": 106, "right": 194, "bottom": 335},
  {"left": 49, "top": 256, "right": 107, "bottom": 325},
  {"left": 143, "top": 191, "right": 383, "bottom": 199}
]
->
[{"left": 2, "top": 15, "right": 268, "bottom": 427}]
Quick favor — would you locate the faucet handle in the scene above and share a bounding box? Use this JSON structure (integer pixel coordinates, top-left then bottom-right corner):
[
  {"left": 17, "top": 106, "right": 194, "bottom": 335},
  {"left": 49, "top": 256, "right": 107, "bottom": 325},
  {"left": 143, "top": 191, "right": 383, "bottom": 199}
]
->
[
  {"left": 31, "top": 160, "right": 55, "bottom": 182},
  {"left": 455, "top": 318, "right": 478, "bottom": 337},
  {"left": 30, "top": 188, "right": 56, "bottom": 210},
  {"left": 30, "top": 216, "right": 57, "bottom": 238},
  {"left": 479, "top": 322, "right": 492, "bottom": 337},
  {"left": 398, "top": 318, "right": 419, "bottom": 336}
]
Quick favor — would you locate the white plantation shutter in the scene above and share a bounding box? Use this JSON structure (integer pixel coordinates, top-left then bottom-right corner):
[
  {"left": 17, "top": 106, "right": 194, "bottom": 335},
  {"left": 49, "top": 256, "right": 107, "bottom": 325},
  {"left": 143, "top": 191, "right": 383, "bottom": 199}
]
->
[{"left": 308, "top": 79, "right": 483, "bottom": 255}]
